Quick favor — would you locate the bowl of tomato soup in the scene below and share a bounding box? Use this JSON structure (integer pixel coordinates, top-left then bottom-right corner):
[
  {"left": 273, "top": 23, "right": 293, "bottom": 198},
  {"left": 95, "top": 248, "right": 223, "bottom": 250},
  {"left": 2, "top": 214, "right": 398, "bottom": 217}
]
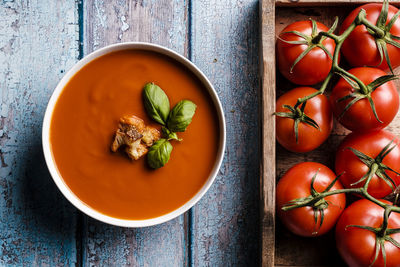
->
[{"left": 42, "top": 43, "right": 225, "bottom": 227}]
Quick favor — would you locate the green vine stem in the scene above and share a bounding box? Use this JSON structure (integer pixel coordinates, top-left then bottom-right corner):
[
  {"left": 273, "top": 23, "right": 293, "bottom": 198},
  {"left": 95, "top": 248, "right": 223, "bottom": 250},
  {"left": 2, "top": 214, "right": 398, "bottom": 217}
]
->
[
  {"left": 282, "top": 185, "right": 399, "bottom": 213},
  {"left": 283, "top": 1, "right": 400, "bottom": 126},
  {"left": 283, "top": 166, "right": 400, "bottom": 214},
  {"left": 295, "top": 9, "right": 369, "bottom": 106},
  {"left": 281, "top": 146, "right": 400, "bottom": 266},
  {"left": 279, "top": 6, "right": 400, "bottom": 138},
  {"left": 295, "top": 6, "right": 400, "bottom": 113}
]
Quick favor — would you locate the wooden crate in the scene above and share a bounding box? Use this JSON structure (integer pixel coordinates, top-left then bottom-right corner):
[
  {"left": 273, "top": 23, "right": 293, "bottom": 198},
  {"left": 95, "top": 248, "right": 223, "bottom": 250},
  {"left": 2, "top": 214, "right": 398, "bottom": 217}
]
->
[{"left": 260, "top": 0, "right": 400, "bottom": 266}]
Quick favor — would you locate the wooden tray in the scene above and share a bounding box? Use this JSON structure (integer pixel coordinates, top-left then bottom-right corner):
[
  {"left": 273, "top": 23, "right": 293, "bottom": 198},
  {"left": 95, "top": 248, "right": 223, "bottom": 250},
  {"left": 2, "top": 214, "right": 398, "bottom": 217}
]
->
[{"left": 260, "top": 0, "right": 400, "bottom": 266}]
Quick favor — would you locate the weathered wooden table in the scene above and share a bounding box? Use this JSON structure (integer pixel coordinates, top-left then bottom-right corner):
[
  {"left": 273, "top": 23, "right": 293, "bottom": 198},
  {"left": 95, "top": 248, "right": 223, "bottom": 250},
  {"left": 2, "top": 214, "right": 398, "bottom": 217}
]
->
[{"left": 0, "top": 0, "right": 260, "bottom": 265}]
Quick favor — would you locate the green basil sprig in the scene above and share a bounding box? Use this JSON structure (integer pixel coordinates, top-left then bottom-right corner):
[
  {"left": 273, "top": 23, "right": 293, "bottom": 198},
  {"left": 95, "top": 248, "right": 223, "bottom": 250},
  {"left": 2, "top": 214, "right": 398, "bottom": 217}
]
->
[
  {"left": 143, "top": 83, "right": 170, "bottom": 125},
  {"left": 168, "top": 100, "right": 197, "bottom": 132},
  {"left": 143, "top": 83, "right": 196, "bottom": 169},
  {"left": 147, "top": 139, "right": 173, "bottom": 169}
]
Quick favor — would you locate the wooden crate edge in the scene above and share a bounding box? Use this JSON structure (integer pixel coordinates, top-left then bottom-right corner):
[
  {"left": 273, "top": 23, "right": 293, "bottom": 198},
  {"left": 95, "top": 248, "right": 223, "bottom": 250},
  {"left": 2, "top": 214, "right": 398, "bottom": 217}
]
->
[{"left": 260, "top": 0, "right": 276, "bottom": 266}]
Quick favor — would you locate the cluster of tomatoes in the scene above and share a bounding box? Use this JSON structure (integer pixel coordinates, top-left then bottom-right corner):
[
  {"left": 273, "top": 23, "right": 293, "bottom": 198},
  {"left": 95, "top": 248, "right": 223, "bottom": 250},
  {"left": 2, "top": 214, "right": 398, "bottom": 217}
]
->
[{"left": 275, "top": 2, "right": 400, "bottom": 266}]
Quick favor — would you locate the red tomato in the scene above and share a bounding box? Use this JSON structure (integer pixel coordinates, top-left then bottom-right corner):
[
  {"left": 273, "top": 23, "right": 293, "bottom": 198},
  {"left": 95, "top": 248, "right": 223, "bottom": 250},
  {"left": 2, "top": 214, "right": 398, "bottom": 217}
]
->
[
  {"left": 277, "top": 20, "right": 336, "bottom": 85},
  {"left": 336, "top": 199, "right": 400, "bottom": 267},
  {"left": 276, "top": 87, "right": 333, "bottom": 153},
  {"left": 340, "top": 3, "right": 400, "bottom": 71},
  {"left": 276, "top": 162, "right": 346, "bottom": 237},
  {"left": 330, "top": 67, "right": 399, "bottom": 132},
  {"left": 336, "top": 130, "right": 400, "bottom": 199}
]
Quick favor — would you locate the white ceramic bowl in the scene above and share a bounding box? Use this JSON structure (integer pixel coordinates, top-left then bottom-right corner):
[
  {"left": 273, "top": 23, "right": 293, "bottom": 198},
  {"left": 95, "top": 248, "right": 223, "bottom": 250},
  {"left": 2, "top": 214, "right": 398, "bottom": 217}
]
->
[{"left": 42, "top": 42, "right": 226, "bottom": 227}]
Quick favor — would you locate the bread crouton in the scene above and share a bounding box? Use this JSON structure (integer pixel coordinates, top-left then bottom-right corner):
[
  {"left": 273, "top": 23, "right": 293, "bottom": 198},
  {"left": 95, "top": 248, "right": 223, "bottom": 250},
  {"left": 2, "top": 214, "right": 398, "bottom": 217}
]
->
[
  {"left": 124, "top": 139, "right": 148, "bottom": 160},
  {"left": 111, "top": 115, "right": 160, "bottom": 160},
  {"left": 142, "top": 126, "right": 161, "bottom": 146}
]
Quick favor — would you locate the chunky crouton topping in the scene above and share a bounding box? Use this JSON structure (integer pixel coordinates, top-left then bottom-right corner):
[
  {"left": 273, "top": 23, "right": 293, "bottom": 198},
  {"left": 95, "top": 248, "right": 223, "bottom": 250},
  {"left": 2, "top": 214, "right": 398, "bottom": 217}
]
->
[{"left": 111, "top": 115, "right": 160, "bottom": 160}]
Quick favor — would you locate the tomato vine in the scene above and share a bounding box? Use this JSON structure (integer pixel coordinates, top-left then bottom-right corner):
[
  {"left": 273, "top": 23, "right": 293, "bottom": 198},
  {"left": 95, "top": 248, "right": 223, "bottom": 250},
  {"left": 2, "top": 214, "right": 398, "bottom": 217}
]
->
[
  {"left": 276, "top": 0, "right": 400, "bottom": 143},
  {"left": 277, "top": 1, "right": 400, "bottom": 265},
  {"left": 282, "top": 140, "right": 400, "bottom": 266}
]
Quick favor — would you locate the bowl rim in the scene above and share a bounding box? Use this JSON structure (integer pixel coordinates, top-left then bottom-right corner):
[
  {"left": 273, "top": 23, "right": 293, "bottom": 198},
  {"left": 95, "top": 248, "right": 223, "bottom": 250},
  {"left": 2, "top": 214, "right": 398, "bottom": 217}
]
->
[{"left": 42, "top": 42, "right": 226, "bottom": 228}]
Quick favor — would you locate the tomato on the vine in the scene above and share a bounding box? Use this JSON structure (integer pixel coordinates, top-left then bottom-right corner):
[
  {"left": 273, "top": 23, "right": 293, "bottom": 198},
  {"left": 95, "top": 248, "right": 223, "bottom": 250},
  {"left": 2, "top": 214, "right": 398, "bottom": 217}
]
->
[
  {"left": 274, "top": 3, "right": 400, "bottom": 266},
  {"left": 275, "top": 87, "right": 333, "bottom": 153},
  {"left": 330, "top": 67, "right": 399, "bottom": 132},
  {"left": 340, "top": 2, "right": 400, "bottom": 71},
  {"left": 277, "top": 20, "right": 337, "bottom": 85},
  {"left": 336, "top": 199, "right": 400, "bottom": 267},
  {"left": 276, "top": 162, "right": 346, "bottom": 237},
  {"left": 335, "top": 130, "right": 400, "bottom": 199}
]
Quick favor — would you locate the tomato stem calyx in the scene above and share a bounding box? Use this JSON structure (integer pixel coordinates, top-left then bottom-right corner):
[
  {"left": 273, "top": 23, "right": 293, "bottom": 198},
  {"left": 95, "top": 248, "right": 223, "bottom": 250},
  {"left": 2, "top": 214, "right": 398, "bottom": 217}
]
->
[
  {"left": 282, "top": 170, "right": 343, "bottom": 234},
  {"left": 347, "top": 140, "right": 400, "bottom": 191},
  {"left": 359, "top": 0, "right": 400, "bottom": 73},
  {"left": 345, "top": 207, "right": 400, "bottom": 267},
  {"left": 278, "top": 18, "right": 338, "bottom": 74},
  {"left": 274, "top": 102, "right": 320, "bottom": 143},
  {"left": 335, "top": 72, "right": 397, "bottom": 123}
]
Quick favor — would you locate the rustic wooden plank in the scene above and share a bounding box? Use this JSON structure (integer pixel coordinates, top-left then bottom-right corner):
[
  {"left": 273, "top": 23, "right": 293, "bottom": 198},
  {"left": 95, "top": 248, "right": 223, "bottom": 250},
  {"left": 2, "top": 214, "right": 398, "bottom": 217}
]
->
[
  {"left": 0, "top": 0, "right": 79, "bottom": 265},
  {"left": 276, "top": 0, "right": 400, "bottom": 7},
  {"left": 260, "top": 0, "right": 276, "bottom": 266},
  {"left": 82, "top": 1, "right": 189, "bottom": 266},
  {"left": 190, "top": 1, "right": 260, "bottom": 266}
]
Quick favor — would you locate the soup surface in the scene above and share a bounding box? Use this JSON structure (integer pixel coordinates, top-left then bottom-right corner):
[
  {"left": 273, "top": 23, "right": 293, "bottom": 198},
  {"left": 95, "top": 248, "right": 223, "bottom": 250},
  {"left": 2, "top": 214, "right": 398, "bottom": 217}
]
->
[{"left": 50, "top": 49, "right": 220, "bottom": 219}]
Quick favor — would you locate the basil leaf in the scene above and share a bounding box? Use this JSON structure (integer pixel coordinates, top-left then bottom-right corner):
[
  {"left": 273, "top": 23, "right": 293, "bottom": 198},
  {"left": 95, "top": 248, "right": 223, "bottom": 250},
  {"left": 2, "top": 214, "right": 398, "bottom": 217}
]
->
[
  {"left": 162, "top": 126, "right": 181, "bottom": 141},
  {"left": 147, "top": 138, "right": 172, "bottom": 169},
  {"left": 143, "top": 83, "right": 170, "bottom": 125},
  {"left": 167, "top": 100, "right": 197, "bottom": 132}
]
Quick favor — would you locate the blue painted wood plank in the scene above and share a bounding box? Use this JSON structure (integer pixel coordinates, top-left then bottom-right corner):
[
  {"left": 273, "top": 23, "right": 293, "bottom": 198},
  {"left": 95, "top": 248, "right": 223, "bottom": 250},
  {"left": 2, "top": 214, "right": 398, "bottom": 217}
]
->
[
  {"left": 190, "top": 0, "right": 260, "bottom": 265},
  {"left": 82, "top": 1, "right": 189, "bottom": 266},
  {"left": 0, "top": 0, "right": 79, "bottom": 265}
]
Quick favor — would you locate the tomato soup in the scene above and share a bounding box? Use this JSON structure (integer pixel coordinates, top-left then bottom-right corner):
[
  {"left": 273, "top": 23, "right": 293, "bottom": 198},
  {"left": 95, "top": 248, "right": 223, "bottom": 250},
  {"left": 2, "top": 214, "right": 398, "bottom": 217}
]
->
[{"left": 50, "top": 50, "right": 220, "bottom": 220}]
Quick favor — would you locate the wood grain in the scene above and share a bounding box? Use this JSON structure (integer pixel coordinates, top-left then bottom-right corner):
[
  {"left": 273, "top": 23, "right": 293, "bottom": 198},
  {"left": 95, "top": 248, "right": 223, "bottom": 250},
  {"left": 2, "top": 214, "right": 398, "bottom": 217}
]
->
[
  {"left": 82, "top": 1, "right": 190, "bottom": 266},
  {"left": 0, "top": 0, "right": 79, "bottom": 265},
  {"left": 276, "top": 0, "right": 400, "bottom": 7},
  {"left": 260, "top": 0, "right": 276, "bottom": 266},
  {"left": 271, "top": 4, "right": 400, "bottom": 267},
  {"left": 190, "top": 1, "right": 260, "bottom": 266}
]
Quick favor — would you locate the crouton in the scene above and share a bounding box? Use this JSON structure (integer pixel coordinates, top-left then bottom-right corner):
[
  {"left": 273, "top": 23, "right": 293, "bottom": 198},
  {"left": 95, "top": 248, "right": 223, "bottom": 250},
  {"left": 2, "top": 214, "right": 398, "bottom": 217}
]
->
[
  {"left": 142, "top": 126, "right": 161, "bottom": 146},
  {"left": 111, "top": 115, "right": 160, "bottom": 160},
  {"left": 124, "top": 139, "right": 148, "bottom": 160}
]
